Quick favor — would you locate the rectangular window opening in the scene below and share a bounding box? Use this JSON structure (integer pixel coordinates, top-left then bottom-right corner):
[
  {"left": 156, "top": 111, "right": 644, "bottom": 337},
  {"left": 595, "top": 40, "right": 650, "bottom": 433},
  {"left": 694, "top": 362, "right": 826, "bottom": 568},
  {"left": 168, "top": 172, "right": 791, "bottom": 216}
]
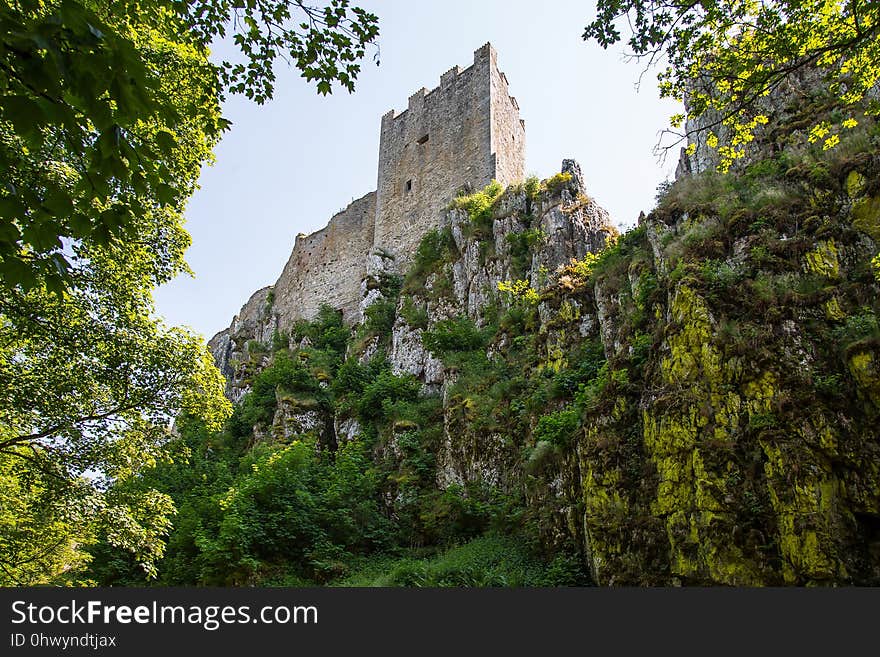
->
[{"left": 405, "top": 179, "right": 413, "bottom": 192}]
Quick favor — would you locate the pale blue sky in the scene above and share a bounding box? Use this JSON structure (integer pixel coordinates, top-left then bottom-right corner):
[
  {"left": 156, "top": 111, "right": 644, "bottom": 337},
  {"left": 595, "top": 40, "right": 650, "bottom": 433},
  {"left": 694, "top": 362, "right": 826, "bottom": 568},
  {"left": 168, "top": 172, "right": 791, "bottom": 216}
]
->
[{"left": 153, "top": 0, "right": 681, "bottom": 339}]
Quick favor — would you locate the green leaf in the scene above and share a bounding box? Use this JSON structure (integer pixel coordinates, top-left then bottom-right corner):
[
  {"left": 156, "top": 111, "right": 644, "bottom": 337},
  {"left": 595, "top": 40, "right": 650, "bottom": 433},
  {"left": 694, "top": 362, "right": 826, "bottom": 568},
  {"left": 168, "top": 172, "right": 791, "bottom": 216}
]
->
[
  {"left": 0, "top": 196, "right": 27, "bottom": 221},
  {"left": 0, "top": 255, "right": 35, "bottom": 289},
  {"left": 155, "top": 130, "right": 177, "bottom": 154},
  {"left": 1, "top": 95, "right": 46, "bottom": 144},
  {"left": 156, "top": 183, "right": 177, "bottom": 205}
]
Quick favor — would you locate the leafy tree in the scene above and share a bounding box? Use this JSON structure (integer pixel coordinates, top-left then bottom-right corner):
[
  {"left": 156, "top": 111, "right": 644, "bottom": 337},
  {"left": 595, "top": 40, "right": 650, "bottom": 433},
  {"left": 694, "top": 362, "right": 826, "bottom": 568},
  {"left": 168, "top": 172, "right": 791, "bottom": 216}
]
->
[
  {"left": 0, "top": 238, "right": 231, "bottom": 583},
  {"left": 0, "top": 0, "right": 378, "bottom": 584},
  {"left": 0, "top": 0, "right": 379, "bottom": 293},
  {"left": 584, "top": 1, "right": 880, "bottom": 168}
]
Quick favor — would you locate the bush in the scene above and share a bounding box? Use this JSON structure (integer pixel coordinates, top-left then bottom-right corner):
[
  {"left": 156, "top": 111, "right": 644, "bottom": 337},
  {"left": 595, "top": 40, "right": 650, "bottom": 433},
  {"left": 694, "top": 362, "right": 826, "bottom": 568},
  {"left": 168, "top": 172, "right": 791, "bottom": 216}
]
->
[
  {"left": 293, "top": 304, "right": 349, "bottom": 357},
  {"left": 271, "top": 329, "right": 289, "bottom": 352},
  {"left": 544, "top": 172, "right": 573, "bottom": 194},
  {"left": 357, "top": 371, "right": 420, "bottom": 424},
  {"left": 506, "top": 228, "right": 547, "bottom": 277},
  {"left": 192, "top": 438, "right": 391, "bottom": 585},
  {"left": 232, "top": 350, "right": 323, "bottom": 433},
  {"left": 701, "top": 259, "right": 743, "bottom": 294},
  {"left": 552, "top": 339, "right": 606, "bottom": 397},
  {"left": 399, "top": 296, "right": 429, "bottom": 329},
  {"left": 453, "top": 180, "right": 504, "bottom": 239},
  {"left": 629, "top": 331, "right": 653, "bottom": 371},
  {"left": 524, "top": 175, "right": 541, "bottom": 201},
  {"left": 422, "top": 316, "right": 489, "bottom": 358},
  {"left": 363, "top": 297, "right": 396, "bottom": 338},
  {"left": 832, "top": 308, "right": 879, "bottom": 347},
  {"left": 534, "top": 405, "right": 580, "bottom": 447}
]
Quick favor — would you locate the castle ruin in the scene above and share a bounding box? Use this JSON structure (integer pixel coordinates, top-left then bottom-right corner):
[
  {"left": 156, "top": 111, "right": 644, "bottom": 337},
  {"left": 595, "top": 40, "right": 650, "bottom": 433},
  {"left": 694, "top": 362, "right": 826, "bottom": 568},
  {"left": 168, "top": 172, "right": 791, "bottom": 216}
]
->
[{"left": 228, "top": 43, "right": 526, "bottom": 336}]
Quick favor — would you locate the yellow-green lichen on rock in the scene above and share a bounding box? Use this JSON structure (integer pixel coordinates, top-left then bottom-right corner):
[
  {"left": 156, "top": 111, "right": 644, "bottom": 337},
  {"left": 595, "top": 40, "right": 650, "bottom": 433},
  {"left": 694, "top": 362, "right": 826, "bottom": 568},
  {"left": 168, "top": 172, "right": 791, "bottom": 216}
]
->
[
  {"left": 661, "top": 284, "right": 721, "bottom": 384},
  {"left": 558, "top": 299, "right": 581, "bottom": 323},
  {"left": 848, "top": 350, "right": 880, "bottom": 407},
  {"left": 804, "top": 239, "right": 840, "bottom": 278},
  {"left": 760, "top": 436, "right": 850, "bottom": 584},
  {"left": 824, "top": 296, "right": 847, "bottom": 321},
  {"left": 845, "top": 170, "right": 866, "bottom": 198},
  {"left": 642, "top": 281, "right": 768, "bottom": 583},
  {"left": 847, "top": 170, "right": 880, "bottom": 241}
]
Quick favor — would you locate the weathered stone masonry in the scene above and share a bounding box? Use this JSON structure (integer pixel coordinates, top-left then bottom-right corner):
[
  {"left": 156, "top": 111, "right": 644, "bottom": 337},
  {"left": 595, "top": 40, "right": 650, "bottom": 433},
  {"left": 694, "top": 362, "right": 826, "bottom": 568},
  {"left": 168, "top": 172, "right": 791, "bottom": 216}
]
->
[{"left": 374, "top": 43, "right": 526, "bottom": 262}]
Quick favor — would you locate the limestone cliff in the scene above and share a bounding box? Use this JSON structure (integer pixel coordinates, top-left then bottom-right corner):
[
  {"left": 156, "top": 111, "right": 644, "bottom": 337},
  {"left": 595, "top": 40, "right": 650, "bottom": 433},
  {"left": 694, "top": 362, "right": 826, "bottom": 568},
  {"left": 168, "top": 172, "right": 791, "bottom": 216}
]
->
[
  {"left": 388, "top": 140, "right": 880, "bottom": 584},
  {"left": 206, "top": 72, "right": 879, "bottom": 586}
]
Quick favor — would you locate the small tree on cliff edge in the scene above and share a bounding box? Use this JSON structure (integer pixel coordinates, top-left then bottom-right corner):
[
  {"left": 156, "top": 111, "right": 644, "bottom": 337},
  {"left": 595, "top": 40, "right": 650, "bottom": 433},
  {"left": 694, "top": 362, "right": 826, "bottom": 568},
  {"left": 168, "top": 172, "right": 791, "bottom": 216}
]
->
[{"left": 584, "top": 0, "right": 880, "bottom": 170}]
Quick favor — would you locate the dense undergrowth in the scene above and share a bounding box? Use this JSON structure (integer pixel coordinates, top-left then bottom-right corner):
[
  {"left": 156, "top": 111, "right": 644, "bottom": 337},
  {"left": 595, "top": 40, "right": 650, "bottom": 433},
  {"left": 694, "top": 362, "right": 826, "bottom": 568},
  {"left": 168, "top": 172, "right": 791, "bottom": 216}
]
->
[{"left": 85, "top": 300, "right": 591, "bottom": 586}]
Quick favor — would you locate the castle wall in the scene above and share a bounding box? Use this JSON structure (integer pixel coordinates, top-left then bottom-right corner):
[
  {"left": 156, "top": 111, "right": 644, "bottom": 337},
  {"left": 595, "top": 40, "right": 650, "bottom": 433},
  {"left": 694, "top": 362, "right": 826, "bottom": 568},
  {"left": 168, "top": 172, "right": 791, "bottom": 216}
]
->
[
  {"left": 272, "top": 191, "right": 376, "bottom": 328},
  {"left": 490, "top": 65, "right": 526, "bottom": 187},
  {"left": 373, "top": 43, "right": 525, "bottom": 265}
]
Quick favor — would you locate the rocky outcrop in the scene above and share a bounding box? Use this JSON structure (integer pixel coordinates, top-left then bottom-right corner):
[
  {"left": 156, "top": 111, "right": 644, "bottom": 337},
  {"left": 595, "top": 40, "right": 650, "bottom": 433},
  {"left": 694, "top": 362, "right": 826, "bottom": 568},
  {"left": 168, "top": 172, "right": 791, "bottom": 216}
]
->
[
  {"left": 208, "top": 286, "right": 276, "bottom": 402},
  {"left": 386, "top": 161, "right": 615, "bottom": 391},
  {"left": 381, "top": 139, "right": 880, "bottom": 585}
]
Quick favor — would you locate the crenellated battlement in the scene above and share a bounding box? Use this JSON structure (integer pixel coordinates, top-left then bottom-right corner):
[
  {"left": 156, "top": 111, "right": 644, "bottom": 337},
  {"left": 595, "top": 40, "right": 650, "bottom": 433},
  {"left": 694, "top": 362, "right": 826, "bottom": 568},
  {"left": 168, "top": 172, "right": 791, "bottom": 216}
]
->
[{"left": 379, "top": 43, "right": 523, "bottom": 131}]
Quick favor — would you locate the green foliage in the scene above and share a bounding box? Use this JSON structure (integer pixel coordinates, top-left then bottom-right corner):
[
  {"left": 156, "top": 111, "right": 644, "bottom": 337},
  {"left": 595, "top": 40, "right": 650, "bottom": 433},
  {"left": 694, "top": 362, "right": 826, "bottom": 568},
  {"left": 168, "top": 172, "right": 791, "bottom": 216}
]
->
[
  {"left": 813, "top": 372, "right": 844, "bottom": 398},
  {"left": 363, "top": 298, "right": 397, "bottom": 338},
  {"left": 404, "top": 227, "right": 458, "bottom": 294},
  {"left": 497, "top": 278, "right": 540, "bottom": 305},
  {"left": 0, "top": 1, "right": 378, "bottom": 294},
  {"left": 590, "top": 227, "right": 646, "bottom": 284},
  {"left": 356, "top": 371, "right": 420, "bottom": 424},
  {"left": 628, "top": 331, "right": 653, "bottom": 371},
  {"left": 551, "top": 339, "right": 607, "bottom": 397},
  {"left": 399, "top": 296, "right": 429, "bottom": 329},
  {"left": 560, "top": 251, "right": 602, "bottom": 285},
  {"left": 271, "top": 329, "right": 290, "bottom": 352},
  {"left": 701, "top": 259, "right": 744, "bottom": 295},
  {"left": 418, "top": 483, "right": 516, "bottom": 545},
  {"left": 338, "top": 534, "right": 589, "bottom": 587},
  {"left": 506, "top": 228, "right": 547, "bottom": 277},
  {"left": 293, "top": 304, "right": 349, "bottom": 358},
  {"left": 453, "top": 180, "right": 504, "bottom": 239},
  {"left": 191, "top": 438, "right": 390, "bottom": 585},
  {"left": 832, "top": 308, "right": 880, "bottom": 348},
  {"left": 523, "top": 175, "right": 541, "bottom": 201},
  {"left": 0, "top": 267, "right": 230, "bottom": 583},
  {"left": 0, "top": 446, "right": 94, "bottom": 585},
  {"left": 247, "top": 339, "right": 268, "bottom": 354},
  {"left": 230, "top": 350, "right": 322, "bottom": 435},
  {"left": 422, "top": 316, "right": 490, "bottom": 359},
  {"left": 544, "top": 171, "right": 573, "bottom": 194},
  {"left": 359, "top": 274, "right": 402, "bottom": 343},
  {"left": 585, "top": 0, "right": 880, "bottom": 168},
  {"left": 575, "top": 361, "right": 629, "bottom": 411},
  {"left": 0, "top": 0, "right": 378, "bottom": 585},
  {"left": 534, "top": 406, "right": 580, "bottom": 448}
]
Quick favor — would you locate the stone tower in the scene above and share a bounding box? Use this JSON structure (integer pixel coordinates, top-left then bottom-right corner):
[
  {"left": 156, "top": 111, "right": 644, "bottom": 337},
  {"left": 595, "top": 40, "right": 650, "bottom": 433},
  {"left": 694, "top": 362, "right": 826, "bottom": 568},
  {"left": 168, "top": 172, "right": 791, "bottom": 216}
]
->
[{"left": 373, "top": 43, "right": 526, "bottom": 260}]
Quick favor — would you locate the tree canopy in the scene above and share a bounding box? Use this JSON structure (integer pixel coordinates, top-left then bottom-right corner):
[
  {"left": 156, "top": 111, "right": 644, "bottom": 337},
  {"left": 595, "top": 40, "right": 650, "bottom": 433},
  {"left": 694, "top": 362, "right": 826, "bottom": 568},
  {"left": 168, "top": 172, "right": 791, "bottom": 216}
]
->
[
  {"left": 0, "top": 0, "right": 378, "bottom": 585},
  {"left": 0, "top": 0, "right": 379, "bottom": 294},
  {"left": 584, "top": 0, "right": 880, "bottom": 168}
]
